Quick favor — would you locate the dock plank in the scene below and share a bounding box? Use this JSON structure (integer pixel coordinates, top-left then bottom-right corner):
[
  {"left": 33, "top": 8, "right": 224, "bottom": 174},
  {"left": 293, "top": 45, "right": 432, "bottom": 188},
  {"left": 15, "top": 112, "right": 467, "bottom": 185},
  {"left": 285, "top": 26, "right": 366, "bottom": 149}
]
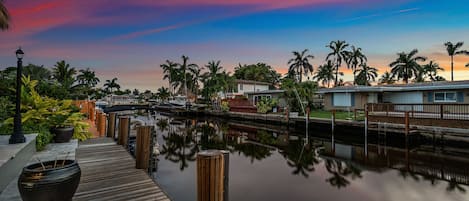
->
[{"left": 73, "top": 138, "right": 171, "bottom": 201}]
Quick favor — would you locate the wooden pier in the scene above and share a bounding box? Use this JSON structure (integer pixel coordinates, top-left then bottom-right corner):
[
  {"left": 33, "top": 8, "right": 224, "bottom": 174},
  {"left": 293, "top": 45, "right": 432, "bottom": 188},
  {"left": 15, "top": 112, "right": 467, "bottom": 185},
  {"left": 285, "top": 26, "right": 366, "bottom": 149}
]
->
[{"left": 72, "top": 138, "right": 171, "bottom": 201}]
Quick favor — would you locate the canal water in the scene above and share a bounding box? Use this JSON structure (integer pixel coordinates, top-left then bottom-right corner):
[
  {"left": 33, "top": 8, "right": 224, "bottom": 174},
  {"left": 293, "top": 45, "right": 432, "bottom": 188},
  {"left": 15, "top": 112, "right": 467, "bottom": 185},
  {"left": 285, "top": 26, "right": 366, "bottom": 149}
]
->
[{"left": 139, "top": 113, "right": 468, "bottom": 201}]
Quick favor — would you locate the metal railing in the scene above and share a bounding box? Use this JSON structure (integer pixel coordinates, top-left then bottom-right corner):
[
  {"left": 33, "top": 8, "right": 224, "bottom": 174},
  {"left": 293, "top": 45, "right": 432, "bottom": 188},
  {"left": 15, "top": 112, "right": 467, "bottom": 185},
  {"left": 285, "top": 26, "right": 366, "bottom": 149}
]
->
[{"left": 367, "top": 103, "right": 469, "bottom": 121}]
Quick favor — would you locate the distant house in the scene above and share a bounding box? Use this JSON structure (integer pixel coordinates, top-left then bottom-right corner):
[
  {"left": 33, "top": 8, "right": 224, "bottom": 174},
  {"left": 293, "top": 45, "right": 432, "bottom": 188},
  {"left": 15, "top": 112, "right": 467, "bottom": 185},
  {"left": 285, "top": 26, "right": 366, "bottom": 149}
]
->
[
  {"left": 245, "top": 90, "right": 287, "bottom": 107},
  {"left": 318, "top": 80, "right": 469, "bottom": 111},
  {"left": 223, "top": 79, "right": 271, "bottom": 98}
]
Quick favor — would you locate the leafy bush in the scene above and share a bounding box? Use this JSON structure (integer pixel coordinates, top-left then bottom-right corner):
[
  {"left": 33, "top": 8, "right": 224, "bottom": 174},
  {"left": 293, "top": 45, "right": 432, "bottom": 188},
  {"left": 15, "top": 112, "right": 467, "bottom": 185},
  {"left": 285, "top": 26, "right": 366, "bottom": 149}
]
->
[
  {"left": 221, "top": 101, "right": 230, "bottom": 112},
  {"left": 0, "top": 97, "right": 13, "bottom": 122},
  {"left": 256, "top": 98, "right": 278, "bottom": 114}
]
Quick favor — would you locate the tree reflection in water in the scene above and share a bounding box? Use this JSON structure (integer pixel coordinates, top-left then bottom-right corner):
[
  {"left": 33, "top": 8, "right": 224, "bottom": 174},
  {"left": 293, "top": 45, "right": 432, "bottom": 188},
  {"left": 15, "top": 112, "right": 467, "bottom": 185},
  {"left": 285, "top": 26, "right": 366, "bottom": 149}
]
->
[
  {"left": 279, "top": 139, "right": 319, "bottom": 178},
  {"left": 324, "top": 159, "right": 362, "bottom": 189},
  {"left": 160, "top": 120, "right": 198, "bottom": 171}
]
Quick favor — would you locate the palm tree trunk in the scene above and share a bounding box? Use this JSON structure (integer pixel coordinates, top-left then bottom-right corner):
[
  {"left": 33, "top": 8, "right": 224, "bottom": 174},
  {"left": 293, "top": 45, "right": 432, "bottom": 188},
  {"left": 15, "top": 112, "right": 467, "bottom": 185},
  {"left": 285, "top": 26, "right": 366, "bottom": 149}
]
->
[
  {"left": 451, "top": 55, "right": 454, "bottom": 81},
  {"left": 335, "top": 64, "right": 339, "bottom": 87}
]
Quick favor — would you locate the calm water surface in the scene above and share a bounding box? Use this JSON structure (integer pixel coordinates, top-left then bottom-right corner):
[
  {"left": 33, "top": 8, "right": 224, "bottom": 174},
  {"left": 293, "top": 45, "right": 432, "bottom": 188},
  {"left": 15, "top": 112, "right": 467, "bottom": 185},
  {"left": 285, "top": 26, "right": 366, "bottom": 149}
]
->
[{"left": 140, "top": 113, "right": 469, "bottom": 201}]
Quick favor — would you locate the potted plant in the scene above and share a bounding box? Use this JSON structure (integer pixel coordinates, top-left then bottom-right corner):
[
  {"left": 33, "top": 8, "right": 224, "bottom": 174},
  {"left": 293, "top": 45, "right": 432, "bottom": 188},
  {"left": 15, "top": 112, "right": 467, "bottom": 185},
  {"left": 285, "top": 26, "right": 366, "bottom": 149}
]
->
[
  {"left": 18, "top": 158, "right": 81, "bottom": 201},
  {"left": 49, "top": 114, "right": 74, "bottom": 143}
]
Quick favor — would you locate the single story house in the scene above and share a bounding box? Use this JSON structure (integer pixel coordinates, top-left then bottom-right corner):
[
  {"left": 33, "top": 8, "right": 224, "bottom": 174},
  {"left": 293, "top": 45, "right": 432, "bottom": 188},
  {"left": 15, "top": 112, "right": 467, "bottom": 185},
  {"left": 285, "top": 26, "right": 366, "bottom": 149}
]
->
[{"left": 318, "top": 80, "right": 469, "bottom": 111}]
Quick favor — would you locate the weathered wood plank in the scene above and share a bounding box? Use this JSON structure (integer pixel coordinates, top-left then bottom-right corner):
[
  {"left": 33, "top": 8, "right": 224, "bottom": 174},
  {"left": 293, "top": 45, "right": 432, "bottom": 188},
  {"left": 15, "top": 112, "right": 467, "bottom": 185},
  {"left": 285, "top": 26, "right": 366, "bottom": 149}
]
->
[{"left": 73, "top": 138, "right": 171, "bottom": 201}]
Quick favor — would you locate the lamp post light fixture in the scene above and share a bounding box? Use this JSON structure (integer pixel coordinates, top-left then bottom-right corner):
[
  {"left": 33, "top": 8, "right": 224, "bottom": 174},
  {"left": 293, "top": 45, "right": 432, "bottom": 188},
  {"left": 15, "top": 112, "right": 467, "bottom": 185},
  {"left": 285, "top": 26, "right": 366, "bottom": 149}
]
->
[{"left": 9, "top": 47, "right": 26, "bottom": 144}]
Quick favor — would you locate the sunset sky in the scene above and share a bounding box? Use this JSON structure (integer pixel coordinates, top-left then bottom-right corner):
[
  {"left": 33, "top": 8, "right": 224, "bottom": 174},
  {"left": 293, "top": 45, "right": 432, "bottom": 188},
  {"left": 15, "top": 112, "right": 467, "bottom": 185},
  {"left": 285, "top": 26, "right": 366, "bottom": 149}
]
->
[{"left": 1, "top": 0, "right": 469, "bottom": 90}]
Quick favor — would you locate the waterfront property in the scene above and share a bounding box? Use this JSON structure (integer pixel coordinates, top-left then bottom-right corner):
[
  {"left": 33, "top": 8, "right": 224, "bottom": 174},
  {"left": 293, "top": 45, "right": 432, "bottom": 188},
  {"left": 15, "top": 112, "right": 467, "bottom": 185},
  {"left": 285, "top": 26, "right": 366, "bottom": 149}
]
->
[
  {"left": 245, "top": 89, "right": 287, "bottom": 106},
  {"left": 319, "top": 80, "right": 469, "bottom": 111},
  {"left": 222, "top": 79, "right": 271, "bottom": 98}
]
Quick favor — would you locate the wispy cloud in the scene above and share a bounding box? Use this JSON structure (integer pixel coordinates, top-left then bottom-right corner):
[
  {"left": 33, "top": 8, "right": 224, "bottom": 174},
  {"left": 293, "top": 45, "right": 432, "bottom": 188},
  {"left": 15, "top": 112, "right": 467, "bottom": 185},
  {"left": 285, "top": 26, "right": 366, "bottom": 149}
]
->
[{"left": 340, "top": 7, "right": 420, "bottom": 22}]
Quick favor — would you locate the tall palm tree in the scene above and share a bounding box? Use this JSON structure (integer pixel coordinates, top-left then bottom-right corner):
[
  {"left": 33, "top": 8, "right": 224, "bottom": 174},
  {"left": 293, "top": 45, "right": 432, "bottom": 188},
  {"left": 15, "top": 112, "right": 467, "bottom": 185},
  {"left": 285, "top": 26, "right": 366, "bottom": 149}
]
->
[
  {"left": 103, "top": 77, "right": 120, "bottom": 94},
  {"left": 23, "top": 64, "right": 52, "bottom": 81},
  {"left": 345, "top": 46, "right": 367, "bottom": 85},
  {"left": 177, "top": 55, "right": 198, "bottom": 97},
  {"left": 313, "top": 60, "right": 336, "bottom": 88},
  {"left": 389, "top": 49, "right": 426, "bottom": 84},
  {"left": 77, "top": 68, "right": 100, "bottom": 87},
  {"left": 326, "top": 40, "right": 349, "bottom": 86},
  {"left": 378, "top": 71, "right": 395, "bottom": 85},
  {"left": 287, "top": 49, "right": 314, "bottom": 83},
  {"left": 160, "top": 60, "right": 178, "bottom": 94},
  {"left": 0, "top": 0, "right": 9, "bottom": 31},
  {"left": 355, "top": 63, "right": 378, "bottom": 86},
  {"left": 421, "top": 61, "right": 444, "bottom": 81},
  {"left": 444, "top": 42, "right": 467, "bottom": 81},
  {"left": 53, "top": 60, "right": 77, "bottom": 89}
]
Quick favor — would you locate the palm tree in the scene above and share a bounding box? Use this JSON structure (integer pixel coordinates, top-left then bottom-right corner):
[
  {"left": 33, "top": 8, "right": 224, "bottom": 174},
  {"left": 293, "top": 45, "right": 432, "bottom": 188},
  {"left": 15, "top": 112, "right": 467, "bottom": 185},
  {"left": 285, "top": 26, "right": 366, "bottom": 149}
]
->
[
  {"left": 156, "top": 87, "right": 171, "bottom": 101},
  {"left": 389, "top": 49, "right": 426, "bottom": 84},
  {"left": 326, "top": 40, "right": 349, "bottom": 86},
  {"left": 177, "top": 55, "right": 198, "bottom": 97},
  {"left": 287, "top": 49, "right": 314, "bottom": 83},
  {"left": 23, "top": 64, "right": 52, "bottom": 81},
  {"left": 103, "top": 77, "right": 120, "bottom": 94},
  {"left": 160, "top": 60, "right": 178, "bottom": 94},
  {"left": 444, "top": 42, "right": 467, "bottom": 81},
  {"left": 0, "top": 0, "right": 9, "bottom": 31},
  {"left": 188, "top": 64, "right": 202, "bottom": 100},
  {"left": 77, "top": 68, "right": 100, "bottom": 87},
  {"left": 378, "top": 71, "right": 395, "bottom": 85},
  {"left": 313, "top": 60, "right": 336, "bottom": 88},
  {"left": 355, "top": 63, "right": 378, "bottom": 86},
  {"left": 421, "top": 61, "right": 444, "bottom": 81},
  {"left": 53, "top": 60, "right": 77, "bottom": 89},
  {"left": 345, "top": 46, "right": 367, "bottom": 85}
]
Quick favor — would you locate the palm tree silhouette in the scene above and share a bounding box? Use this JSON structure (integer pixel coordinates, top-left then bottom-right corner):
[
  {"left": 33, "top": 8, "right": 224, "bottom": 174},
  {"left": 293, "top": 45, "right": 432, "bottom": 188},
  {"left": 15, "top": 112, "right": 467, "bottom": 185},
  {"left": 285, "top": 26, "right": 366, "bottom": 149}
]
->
[
  {"left": 420, "top": 61, "right": 444, "bottom": 81},
  {"left": 314, "top": 60, "right": 341, "bottom": 88},
  {"left": 280, "top": 140, "right": 320, "bottom": 178},
  {"left": 53, "top": 60, "right": 77, "bottom": 90},
  {"left": 160, "top": 60, "right": 178, "bottom": 94},
  {"left": 77, "top": 68, "right": 100, "bottom": 88},
  {"left": 103, "top": 77, "right": 120, "bottom": 94},
  {"left": 288, "top": 49, "right": 314, "bottom": 83},
  {"left": 389, "top": 49, "right": 426, "bottom": 84},
  {"left": 345, "top": 46, "right": 367, "bottom": 85},
  {"left": 378, "top": 71, "right": 395, "bottom": 85},
  {"left": 326, "top": 40, "right": 349, "bottom": 86},
  {"left": 324, "top": 159, "right": 362, "bottom": 189},
  {"left": 177, "top": 55, "right": 198, "bottom": 97},
  {"left": 444, "top": 42, "right": 467, "bottom": 81},
  {"left": 355, "top": 63, "right": 378, "bottom": 86}
]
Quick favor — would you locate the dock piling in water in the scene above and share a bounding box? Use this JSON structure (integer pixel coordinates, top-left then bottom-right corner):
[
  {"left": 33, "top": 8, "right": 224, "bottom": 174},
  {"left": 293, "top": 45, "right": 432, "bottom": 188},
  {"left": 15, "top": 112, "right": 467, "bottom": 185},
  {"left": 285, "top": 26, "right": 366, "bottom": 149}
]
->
[
  {"left": 107, "top": 112, "right": 117, "bottom": 138},
  {"left": 136, "top": 126, "right": 151, "bottom": 169},
  {"left": 118, "top": 116, "right": 130, "bottom": 147},
  {"left": 197, "top": 150, "right": 226, "bottom": 201}
]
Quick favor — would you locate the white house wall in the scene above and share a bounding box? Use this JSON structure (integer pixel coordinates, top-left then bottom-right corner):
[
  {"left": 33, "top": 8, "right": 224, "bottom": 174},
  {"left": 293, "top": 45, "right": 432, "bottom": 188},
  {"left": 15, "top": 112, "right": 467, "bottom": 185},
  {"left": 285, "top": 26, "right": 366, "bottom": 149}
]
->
[
  {"left": 238, "top": 83, "right": 269, "bottom": 94},
  {"left": 383, "top": 92, "right": 423, "bottom": 111}
]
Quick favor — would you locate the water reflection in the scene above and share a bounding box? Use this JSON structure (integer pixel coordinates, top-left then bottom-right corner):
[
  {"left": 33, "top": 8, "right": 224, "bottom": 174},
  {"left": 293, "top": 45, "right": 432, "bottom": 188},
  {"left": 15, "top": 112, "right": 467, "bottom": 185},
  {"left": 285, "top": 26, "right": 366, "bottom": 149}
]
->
[{"left": 150, "top": 114, "right": 469, "bottom": 201}]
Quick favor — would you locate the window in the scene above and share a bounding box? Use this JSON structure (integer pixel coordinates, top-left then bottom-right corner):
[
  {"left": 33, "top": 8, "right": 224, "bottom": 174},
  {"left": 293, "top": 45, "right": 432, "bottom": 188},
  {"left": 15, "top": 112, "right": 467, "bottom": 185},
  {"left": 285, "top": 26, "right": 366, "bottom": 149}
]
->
[
  {"left": 434, "top": 92, "right": 457, "bottom": 102},
  {"left": 239, "top": 84, "right": 243, "bottom": 91},
  {"left": 333, "top": 93, "right": 352, "bottom": 106}
]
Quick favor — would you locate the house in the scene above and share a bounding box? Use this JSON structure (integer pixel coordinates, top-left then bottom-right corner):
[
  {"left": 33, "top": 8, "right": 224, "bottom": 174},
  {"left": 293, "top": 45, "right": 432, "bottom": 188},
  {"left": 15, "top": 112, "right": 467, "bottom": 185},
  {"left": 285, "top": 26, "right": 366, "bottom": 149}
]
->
[
  {"left": 245, "top": 90, "right": 287, "bottom": 107},
  {"left": 318, "top": 80, "right": 469, "bottom": 111},
  {"left": 223, "top": 79, "right": 271, "bottom": 98}
]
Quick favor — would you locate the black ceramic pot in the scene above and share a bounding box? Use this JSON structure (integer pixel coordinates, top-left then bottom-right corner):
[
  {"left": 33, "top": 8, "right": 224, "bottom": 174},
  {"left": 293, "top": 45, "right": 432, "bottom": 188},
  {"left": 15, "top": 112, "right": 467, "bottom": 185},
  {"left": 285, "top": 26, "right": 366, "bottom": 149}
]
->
[
  {"left": 18, "top": 160, "right": 81, "bottom": 201},
  {"left": 51, "top": 126, "right": 74, "bottom": 143}
]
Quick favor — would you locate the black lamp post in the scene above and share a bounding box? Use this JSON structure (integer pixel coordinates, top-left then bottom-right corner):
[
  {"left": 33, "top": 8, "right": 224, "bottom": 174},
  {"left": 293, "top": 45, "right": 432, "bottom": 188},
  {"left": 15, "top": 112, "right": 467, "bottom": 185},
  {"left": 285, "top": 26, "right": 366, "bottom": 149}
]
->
[{"left": 9, "top": 47, "right": 26, "bottom": 144}]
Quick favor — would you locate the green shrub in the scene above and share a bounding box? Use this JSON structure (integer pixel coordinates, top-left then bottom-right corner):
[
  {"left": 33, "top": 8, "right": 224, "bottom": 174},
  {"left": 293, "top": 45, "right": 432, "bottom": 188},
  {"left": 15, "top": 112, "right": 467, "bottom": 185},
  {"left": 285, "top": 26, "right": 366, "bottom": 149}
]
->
[
  {"left": 256, "top": 98, "right": 278, "bottom": 114},
  {"left": 221, "top": 101, "right": 230, "bottom": 112},
  {"left": 36, "top": 126, "right": 53, "bottom": 151},
  {"left": 0, "top": 97, "right": 13, "bottom": 122}
]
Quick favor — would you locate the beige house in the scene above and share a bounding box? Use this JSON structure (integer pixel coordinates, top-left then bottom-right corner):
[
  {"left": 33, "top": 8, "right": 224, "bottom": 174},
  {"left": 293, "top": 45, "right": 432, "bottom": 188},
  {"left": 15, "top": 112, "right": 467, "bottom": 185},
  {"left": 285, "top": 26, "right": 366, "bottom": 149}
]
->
[{"left": 319, "top": 81, "right": 469, "bottom": 111}]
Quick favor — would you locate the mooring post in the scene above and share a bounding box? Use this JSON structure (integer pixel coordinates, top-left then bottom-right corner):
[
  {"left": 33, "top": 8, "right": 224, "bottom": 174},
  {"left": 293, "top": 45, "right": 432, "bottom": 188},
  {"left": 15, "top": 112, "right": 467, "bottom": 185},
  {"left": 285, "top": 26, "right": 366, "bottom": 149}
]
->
[
  {"left": 98, "top": 113, "right": 106, "bottom": 137},
  {"left": 118, "top": 116, "right": 130, "bottom": 147},
  {"left": 405, "top": 111, "right": 410, "bottom": 135},
  {"left": 331, "top": 109, "right": 336, "bottom": 134},
  {"left": 197, "top": 150, "right": 225, "bottom": 201},
  {"left": 220, "top": 150, "right": 230, "bottom": 201},
  {"left": 136, "top": 126, "right": 151, "bottom": 169},
  {"left": 440, "top": 104, "right": 444, "bottom": 119},
  {"left": 89, "top": 101, "right": 95, "bottom": 121},
  {"left": 107, "top": 113, "right": 117, "bottom": 138},
  {"left": 96, "top": 110, "right": 102, "bottom": 127}
]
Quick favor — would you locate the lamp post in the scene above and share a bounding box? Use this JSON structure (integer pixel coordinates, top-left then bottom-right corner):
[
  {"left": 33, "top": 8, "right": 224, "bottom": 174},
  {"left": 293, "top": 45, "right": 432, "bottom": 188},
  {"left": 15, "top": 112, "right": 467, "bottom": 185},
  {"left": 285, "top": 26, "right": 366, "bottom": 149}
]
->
[{"left": 9, "top": 47, "right": 26, "bottom": 144}]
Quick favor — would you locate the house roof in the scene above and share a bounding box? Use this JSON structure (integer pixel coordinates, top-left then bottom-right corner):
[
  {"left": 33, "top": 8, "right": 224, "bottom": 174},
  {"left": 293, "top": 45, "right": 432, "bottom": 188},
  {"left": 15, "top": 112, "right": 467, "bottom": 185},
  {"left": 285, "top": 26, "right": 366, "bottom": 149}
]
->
[
  {"left": 235, "top": 79, "right": 271, "bottom": 86},
  {"left": 245, "top": 89, "right": 285, "bottom": 95},
  {"left": 318, "top": 80, "right": 469, "bottom": 93}
]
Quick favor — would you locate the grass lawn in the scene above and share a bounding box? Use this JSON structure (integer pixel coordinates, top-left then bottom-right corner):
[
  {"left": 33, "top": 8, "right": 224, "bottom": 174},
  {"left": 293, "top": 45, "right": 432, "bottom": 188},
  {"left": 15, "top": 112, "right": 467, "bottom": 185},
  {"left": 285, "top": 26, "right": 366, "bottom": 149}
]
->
[{"left": 309, "top": 110, "right": 365, "bottom": 121}]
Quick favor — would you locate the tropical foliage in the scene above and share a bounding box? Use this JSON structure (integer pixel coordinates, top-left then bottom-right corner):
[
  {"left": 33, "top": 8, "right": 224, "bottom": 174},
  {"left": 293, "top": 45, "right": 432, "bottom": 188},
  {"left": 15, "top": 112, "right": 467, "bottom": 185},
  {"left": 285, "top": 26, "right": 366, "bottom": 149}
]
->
[
  {"left": 345, "top": 46, "right": 367, "bottom": 85},
  {"left": 287, "top": 49, "right": 314, "bottom": 83},
  {"left": 234, "top": 63, "right": 280, "bottom": 86},
  {"left": 256, "top": 98, "right": 278, "bottom": 114},
  {"left": 314, "top": 60, "right": 337, "bottom": 88},
  {"left": 355, "top": 63, "right": 378, "bottom": 86},
  {"left": 444, "top": 42, "right": 467, "bottom": 81},
  {"left": 389, "top": 49, "right": 426, "bottom": 84},
  {"left": 326, "top": 40, "right": 349, "bottom": 86},
  {"left": 104, "top": 77, "right": 120, "bottom": 93},
  {"left": 378, "top": 71, "right": 395, "bottom": 85}
]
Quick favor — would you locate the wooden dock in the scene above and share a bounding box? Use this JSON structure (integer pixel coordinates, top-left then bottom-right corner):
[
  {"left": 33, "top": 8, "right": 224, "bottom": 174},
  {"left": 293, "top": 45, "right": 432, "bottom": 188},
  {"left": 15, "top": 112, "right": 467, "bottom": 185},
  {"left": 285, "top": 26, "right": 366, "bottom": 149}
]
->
[{"left": 73, "top": 138, "right": 171, "bottom": 201}]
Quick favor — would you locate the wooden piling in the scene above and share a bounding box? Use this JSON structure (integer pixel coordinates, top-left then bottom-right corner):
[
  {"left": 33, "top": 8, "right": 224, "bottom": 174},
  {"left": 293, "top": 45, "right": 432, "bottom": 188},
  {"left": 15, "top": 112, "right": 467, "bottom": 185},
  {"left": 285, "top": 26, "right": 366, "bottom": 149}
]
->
[
  {"left": 197, "top": 150, "right": 225, "bottom": 201},
  {"left": 89, "top": 103, "right": 95, "bottom": 122},
  {"left": 331, "top": 110, "right": 336, "bottom": 134},
  {"left": 405, "top": 111, "right": 410, "bottom": 135},
  {"left": 118, "top": 116, "right": 130, "bottom": 147},
  {"left": 136, "top": 126, "right": 152, "bottom": 169},
  {"left": 98, "top": 113, "right": 106, "bottom": 137},
  {"left": 107, "top": 113, "right": 117, "bottom": 138},
  {"left": 96, "top": 110, "right": 102, "bottom": 127}
]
